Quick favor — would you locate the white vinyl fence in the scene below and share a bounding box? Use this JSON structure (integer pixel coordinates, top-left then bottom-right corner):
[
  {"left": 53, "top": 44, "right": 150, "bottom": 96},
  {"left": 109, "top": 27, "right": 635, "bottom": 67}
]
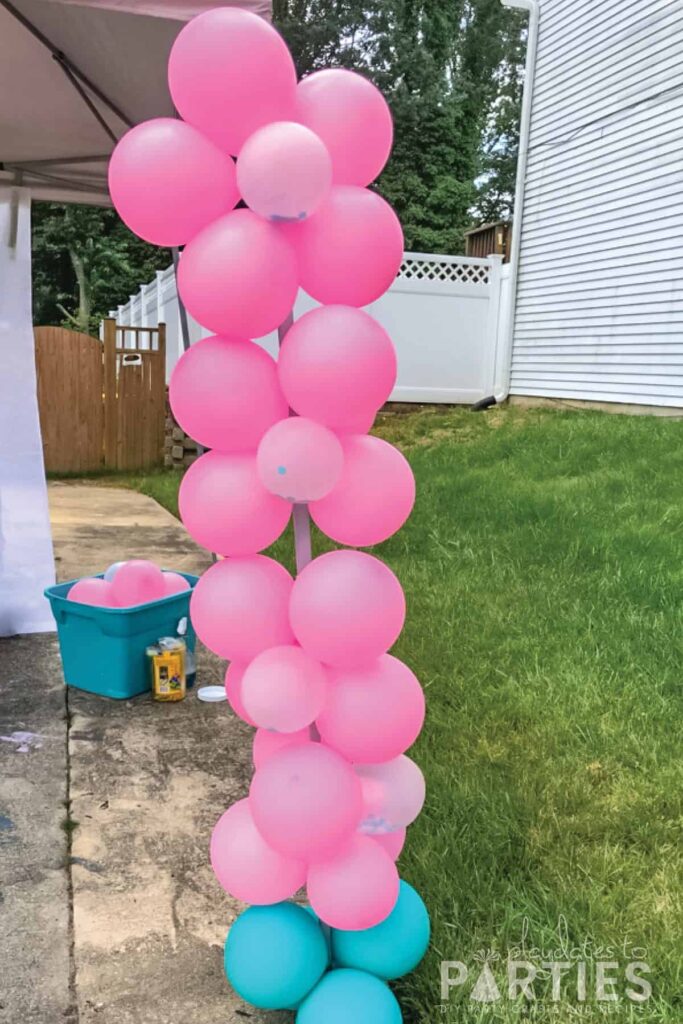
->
[{"left": 108, "top": 252, "right": 511, "bottom": 405}]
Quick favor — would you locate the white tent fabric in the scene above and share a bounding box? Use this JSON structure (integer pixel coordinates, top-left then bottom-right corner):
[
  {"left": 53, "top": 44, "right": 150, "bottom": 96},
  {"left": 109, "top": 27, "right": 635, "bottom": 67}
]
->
[
  {"left": 0, "top": 0, "right": 271, "bottom": 203},
  {"left": 0, "top": 0, "right": 271, "bottom": 634},
  {"left": 0, "top": 187, "right": 56, "bottom": 635},
  {"left": 52, "top": 0, "right": 270, "bottom": 16}
]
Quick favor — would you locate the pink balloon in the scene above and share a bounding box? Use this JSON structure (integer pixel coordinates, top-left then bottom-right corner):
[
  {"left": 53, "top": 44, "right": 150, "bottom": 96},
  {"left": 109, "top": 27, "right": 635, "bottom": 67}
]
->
[
  {"left": 242, "top": 646, "right": 328, "bottom": 733},
  {"left": 356, "top": 756, "right": 426, "bottom": 834},
  {"left": 253, "top": 726, "right": 313, "bottom": 770},
  {"left": 68, "top": 577, "right": 115, "bottom": 607},
  {"left": 224, "top": 662, "right": 256, "bottom": 726},
  {"left": 278, "top": 306, "right": 396, "bottom": 433},
  {"left": 110, "top": 560, "right": 165, "bottom": 607},
  {"left": 256, "top": 418, "right": 344, "bottom": 502},
  {"left": 369, "top": 828, "right": 406, "bottom": 862},
  {"left": 177, "top": 209, "right": 299, "bottom": 338},
  {"left": 190, "top": 555, "right": 294, "bottom": 661},
  {"left": 169, "top": 336, "right": 288, "bottom": 452},
  {"left": 210, "top": 799, "right": 306, "bottom": 905},
  {"left": 108, "top": 118, "right": 238, "bottom": 246},
  {"left": 297, "top": 69, "right": 393, "bottom": 187},
  {"left": 249, "top": 742, "right": 362, "bottom": 861},
  {"left": 237, "top": 122, "right": 332, "bottom": 223},
  {"left": 316, "top": 655, "right": 424, "bottom": 763},
  {"left": 168, "top": 8, "right": 297, "bottom": 155},
  {"left": 179, "top": 451, "right": 291, "bottom": 556},
  {"left": 284, "top": 186, "right": 403, "bottom": 307},
  {"left": 162, "top": 571, "right": 191, "bottom": 596},
  {"left": 310, "top": 436, "right": 415, "bottom": 547},
  {"left": 289, "top": 550, "right": 406, "bottom": 669},
  {"left": 307, "top": 835, "right": 399, "bottom": 930}
]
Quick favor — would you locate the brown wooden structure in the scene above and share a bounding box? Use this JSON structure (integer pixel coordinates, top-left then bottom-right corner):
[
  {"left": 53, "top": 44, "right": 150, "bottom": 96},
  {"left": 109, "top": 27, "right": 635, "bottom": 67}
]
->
[
  {"left": 464, "top": 221, "right": 511, "bottom": 262},
  {"left": 34, "top": 320, "right": 166, "bottom": 473}
]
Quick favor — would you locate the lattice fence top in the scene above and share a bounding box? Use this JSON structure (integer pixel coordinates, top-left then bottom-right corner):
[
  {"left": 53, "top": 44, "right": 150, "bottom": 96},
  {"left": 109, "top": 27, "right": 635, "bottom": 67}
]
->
[
  {"left": 398, "top": 255, "right": 490, "bottom": 285},
  {"left": 111, "top": 251, "right": 495, "bottom": 323}
]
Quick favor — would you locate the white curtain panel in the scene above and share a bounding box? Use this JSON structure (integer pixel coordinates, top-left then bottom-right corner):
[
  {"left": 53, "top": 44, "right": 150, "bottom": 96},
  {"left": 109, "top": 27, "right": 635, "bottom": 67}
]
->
[{"left": 0, "top": 187, "right": 56, "bottom": 635}]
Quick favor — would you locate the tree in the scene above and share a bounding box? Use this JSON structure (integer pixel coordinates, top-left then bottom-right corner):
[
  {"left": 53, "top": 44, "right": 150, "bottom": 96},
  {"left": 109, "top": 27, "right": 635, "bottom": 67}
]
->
[
  {"left": 31, "top": 0, "right": 525, "bottom": 326},
  {"left": 274, "top": 0, "right": 525, "bottom": 253},
  {"left": 473, "top": 7, "right": 527, "bottom": 223},
  {"left": 32, "top": 203, "right": 170, "bottom": 335}
]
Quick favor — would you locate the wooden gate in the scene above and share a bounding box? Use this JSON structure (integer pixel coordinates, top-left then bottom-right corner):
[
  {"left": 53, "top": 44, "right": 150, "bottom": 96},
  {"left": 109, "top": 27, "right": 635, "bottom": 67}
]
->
[
  {"left": 34, "top": 321, "right": 166, "bottom": 473},
  {"left": 34, "top": 326, "right": 104, "bottom": 473},
  {"left": 102, "top": 320, "right": 166, "bottom": 471}
]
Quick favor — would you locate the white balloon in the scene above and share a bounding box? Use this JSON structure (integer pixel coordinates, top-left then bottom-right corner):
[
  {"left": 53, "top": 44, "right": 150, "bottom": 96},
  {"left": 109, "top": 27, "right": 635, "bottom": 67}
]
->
[
  {"left": 103, "top": 560, "right": 126, "bottom": 583},
  {"left": 355, "top": 755, "right": 426, "bottom": 834}
]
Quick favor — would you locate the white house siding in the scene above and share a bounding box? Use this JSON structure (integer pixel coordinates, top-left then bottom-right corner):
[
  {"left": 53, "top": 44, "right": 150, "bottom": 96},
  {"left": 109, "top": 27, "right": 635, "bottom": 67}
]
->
[{"left": 511, "top": 0, "right": 683, "bottom": 408}]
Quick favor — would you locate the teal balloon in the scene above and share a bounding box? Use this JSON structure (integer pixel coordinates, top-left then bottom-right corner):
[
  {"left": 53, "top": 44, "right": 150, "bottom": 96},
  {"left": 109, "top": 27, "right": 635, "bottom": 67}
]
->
[
  {"left": 331, "top": 880, "right": 430, "bottom": 980},
  {"left": 284, "top": 907, "right": 334, "bottom": 1010},
  {"left": 303, "top": 904, "right": 333, "bottom": 962},
  {"left": 296, "top": 968, "right": 402, "bottom": 1024},
  {"left": 225, "top": 903, "right": 327, "bottom": 1009}
]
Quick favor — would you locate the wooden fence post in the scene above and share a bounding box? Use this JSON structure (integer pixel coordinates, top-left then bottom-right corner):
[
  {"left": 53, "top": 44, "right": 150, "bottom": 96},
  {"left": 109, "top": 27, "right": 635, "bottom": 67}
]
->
[
  {"left": 103, "top": 318, "right": 117, "bottom": 469},
  {"left": 157, "top": 322, "right": 166, "bottom": 368},
  {"left": 156, "top": 323, "right": 167, "bottom": 464}
]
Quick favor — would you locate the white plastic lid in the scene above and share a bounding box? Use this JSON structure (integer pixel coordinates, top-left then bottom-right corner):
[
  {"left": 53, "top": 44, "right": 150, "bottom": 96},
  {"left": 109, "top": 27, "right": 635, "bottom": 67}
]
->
[{"left": 196, "top": 685, "right": 227, "bottom": 703}]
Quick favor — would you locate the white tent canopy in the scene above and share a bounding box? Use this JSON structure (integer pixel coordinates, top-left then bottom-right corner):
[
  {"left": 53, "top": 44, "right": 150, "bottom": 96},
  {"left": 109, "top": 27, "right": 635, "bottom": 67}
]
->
[
  {"left": 0, "top": 0, "right": 271, "bottom": 204},
  {"left": 0, "top": 0, "right": 270, "bottom": 634}
]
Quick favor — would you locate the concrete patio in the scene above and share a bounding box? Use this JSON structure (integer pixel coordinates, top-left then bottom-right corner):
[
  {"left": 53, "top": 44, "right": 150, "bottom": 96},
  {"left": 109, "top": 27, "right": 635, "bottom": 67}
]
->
[{"left": 0, "top": 483, "right": 289, "bottom": 1024}]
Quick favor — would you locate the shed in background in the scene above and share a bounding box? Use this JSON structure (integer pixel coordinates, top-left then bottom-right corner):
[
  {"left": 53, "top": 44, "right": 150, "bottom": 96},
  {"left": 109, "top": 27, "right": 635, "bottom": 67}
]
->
[{"left": 465, "top": 221, "right": 511, "bottom": 263}]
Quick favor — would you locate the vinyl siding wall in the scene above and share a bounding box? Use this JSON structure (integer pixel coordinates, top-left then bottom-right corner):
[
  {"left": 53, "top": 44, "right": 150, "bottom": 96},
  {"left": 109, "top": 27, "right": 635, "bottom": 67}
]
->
[{"left": 511, "top": 0, "right": 683, "bottom": 407}]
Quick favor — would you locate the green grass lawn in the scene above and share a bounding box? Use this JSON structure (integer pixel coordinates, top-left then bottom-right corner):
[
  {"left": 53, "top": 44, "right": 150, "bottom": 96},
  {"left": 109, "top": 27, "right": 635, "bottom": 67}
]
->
[{"left": 91, "top": 406, "right": 683, "bottom": 1023}]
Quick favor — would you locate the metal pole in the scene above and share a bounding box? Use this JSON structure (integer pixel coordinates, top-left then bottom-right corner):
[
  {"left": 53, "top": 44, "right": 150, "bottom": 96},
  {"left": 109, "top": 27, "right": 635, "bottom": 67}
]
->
[
  {"left": 171, "top": 248, "right": 192, "bottom": 355},
  {"left": 278, "top": 311, "right": 312, "bottom": 574},
  {"left": 292, "top": 504, "right": 313, "bottom": 573}
]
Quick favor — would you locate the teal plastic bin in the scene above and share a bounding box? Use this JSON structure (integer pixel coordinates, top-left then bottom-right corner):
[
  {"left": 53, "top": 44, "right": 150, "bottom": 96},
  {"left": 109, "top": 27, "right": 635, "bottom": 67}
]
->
[{"left": 45, "top": 572, "right": 199, "bottom": 700}]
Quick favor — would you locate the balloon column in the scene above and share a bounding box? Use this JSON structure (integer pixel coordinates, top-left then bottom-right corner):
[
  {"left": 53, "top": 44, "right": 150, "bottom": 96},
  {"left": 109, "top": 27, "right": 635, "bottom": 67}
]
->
[{"left": 108, "top": 8, "right": 428, "bottom": 1020}]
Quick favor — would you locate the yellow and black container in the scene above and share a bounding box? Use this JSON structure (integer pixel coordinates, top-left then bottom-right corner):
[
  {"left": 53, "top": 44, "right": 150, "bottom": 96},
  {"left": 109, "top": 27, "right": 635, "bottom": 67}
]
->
[{"left": 147, "top": 637, "right": 186, "bottom": 702}]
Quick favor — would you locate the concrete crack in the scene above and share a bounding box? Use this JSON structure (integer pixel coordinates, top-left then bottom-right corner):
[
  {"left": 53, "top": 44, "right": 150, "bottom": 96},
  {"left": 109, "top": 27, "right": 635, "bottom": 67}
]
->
[{"left": 63, "top": 683, "right": 79, "bottom": 1024}]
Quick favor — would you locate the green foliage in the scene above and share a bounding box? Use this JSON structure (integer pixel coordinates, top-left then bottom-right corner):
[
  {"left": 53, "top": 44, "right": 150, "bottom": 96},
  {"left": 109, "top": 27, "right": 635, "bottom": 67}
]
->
[
  {"left": 32, "top": 203, "right": 170, "bottom": 335},
  {"left": 275, "top": 0, "right": 527, "bottom": 252},
  {"left": 474, "top": 7, "right": 527, "bottom": 222},
  {"left": 102, "top": 404, "right": 683, "bottom": 1024},
  {"left": 33, "top": 1, "right": 527, "bottom": 328}
]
